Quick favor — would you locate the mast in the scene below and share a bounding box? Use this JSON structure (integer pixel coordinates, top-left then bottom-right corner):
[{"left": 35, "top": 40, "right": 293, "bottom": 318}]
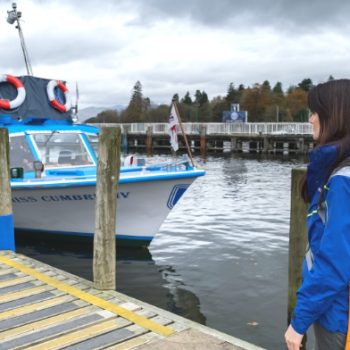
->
[{"left": 7, "top": 2, "right": 33, "bottom": 76}]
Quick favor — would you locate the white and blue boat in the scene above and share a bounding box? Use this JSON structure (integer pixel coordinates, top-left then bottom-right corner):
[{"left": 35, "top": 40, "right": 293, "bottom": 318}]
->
[{"left": 1, "top": 74, "right": 205, "bottom": 247}]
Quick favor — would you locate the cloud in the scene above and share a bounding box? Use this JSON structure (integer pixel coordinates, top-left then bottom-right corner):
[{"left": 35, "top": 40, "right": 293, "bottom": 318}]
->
[{"left": 1, "top": 0, "right": 350, "bottom": 108}]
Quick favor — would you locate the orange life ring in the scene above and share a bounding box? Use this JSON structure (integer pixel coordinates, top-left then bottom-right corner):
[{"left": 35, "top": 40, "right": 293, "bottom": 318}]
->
[
  {"left": 47, "top": 80, "right": 72, "bottom": 113},
  {"left": 0, "top": 74, "right": 26, "bottom": 110}
]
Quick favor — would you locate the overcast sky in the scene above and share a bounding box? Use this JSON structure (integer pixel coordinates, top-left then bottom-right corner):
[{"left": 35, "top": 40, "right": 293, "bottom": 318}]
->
[{"left": 1, "top": 0, "right": 350, "bottom": 108}]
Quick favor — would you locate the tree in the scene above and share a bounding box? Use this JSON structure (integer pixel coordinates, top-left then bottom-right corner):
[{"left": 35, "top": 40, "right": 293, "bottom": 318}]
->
[
  {"left": 124, "top": 81, "right": 145, "bottom": 122},
  {"left": 226, "top": 83, "right": 239, "bottom": 104},
  {"left": 286, "top": 87, "right": 308, "bottom": 121},
  {"left": 181, "top": 92, "right": 192, "bottom": 105},
  {"left": 328, "top": 75, "right": 335, "bottom": 81},
  {"left": 262, "top": 80, "right": 271, "bottom": 92},
  {"left": 145, "top": 104, "right": 169, "bottom": 122},
  {"left": 85, "top": 110, "right": 119, "bottom": 123},
  {"left": 172, "top": 93, "right": 179, "bottom": 103},
  {"left": 272, "top": 82, "right": 283, "bottom": 95},
  {"left": 240, "top": 83, "right": 273, "bottom": 122},
  {"left": 194, "top": 90, "right": 209, "bottom": 107},
  {"left": 298, "top": 78, "right": 313, "bottom": 92},
  {"left": 210, "top": 96, "right": 228, "bottom": 122},
  {"left": 194, "top": 90, "right": 202, "bottom": 105}
]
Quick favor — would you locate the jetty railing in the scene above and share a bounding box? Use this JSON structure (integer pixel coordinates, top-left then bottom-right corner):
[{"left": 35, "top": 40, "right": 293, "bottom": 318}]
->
[{"left": 93, "top": 122, "right": 313, "bottom": 136}]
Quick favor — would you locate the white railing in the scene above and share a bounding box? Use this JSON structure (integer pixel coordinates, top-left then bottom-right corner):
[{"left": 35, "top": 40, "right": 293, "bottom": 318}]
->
[{"left": 93, "top": 123, "right": 312, "bottom": 136}]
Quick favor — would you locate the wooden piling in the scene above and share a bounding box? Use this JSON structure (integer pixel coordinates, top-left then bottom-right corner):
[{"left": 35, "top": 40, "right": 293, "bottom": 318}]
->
[
  {"left": 146, "top": 126, "right": 153, "bottom": 154},
  {"left": 288, "top": 168, "right": 308, "bottom": 322},
  {"left": 93, "top": 127, "right": 121, "bottom": 290},
  {"left": 200, "top": 125, "right": 206, "bottom": 154},
  {"left": 0, "top": 128, "right": 15, "bottom": 251}
]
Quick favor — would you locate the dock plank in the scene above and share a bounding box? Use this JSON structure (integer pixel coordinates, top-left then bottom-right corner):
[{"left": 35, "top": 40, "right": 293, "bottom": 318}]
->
[
  {"left": 0, "top": 251, "right": 265, "bottom": 350},
  {"left": 26, "top": 318, "right": 131, "bottom": 350},
  {"left": 0, "top": 305, "right": 93, "bottom": 340}
]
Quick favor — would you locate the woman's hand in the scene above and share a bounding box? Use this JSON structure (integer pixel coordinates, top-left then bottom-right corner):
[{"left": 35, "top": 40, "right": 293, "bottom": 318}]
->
[{"left": 285, "top": 324, "right": 304, "bottom": 350}]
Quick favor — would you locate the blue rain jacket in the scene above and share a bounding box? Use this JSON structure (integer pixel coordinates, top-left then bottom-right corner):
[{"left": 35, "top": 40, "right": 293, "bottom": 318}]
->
[{"left": 291, "top": 144, "right": 350, "bottom": 335}]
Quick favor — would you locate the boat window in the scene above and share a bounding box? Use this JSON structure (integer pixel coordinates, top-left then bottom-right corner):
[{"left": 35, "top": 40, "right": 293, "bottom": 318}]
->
[
  {"left": 31, "top": 132, "right": 94, "bottom": 168},
  {"left": 86, "top": 134, "right": 99, "bottom": 156},
  {"left": 9, "top": 135, "right": 35, "bottom": 171}
]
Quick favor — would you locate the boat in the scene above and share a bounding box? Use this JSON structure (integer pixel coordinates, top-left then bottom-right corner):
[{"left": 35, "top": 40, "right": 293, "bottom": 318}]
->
[{"left": 0, "top": 74, "right": 205, "bottom": 247}]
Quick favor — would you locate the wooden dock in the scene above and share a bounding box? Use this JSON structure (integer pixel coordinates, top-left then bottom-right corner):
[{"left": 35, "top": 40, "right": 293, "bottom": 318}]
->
[{"left": 0, "top": 251, "right": 265, "bottom": 350}]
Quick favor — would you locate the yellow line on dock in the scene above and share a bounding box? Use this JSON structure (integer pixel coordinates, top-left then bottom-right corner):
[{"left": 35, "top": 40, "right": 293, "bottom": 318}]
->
[{"left": 0, "top": 255, "right": 175, "bottom": 337}]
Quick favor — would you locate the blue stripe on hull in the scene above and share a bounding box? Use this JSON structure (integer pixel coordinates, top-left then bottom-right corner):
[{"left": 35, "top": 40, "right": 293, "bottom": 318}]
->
[{"left": 0, "top": 215, "right": 15, "bottom": 251}]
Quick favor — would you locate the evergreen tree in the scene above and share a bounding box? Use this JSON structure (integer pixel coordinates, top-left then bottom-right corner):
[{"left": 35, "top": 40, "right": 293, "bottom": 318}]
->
[
  {"left": 194, "top": 90, "right": 202, "bottom": 105},
  {"left": 298, "top": 78, "right": 313, "bottom": 92},
  {"left": 226, "top": 83, "right": 239, "bottom": 104},
  {"left": 272, "top": 82, "right": 283, "bottom": 95},
  {"left": 172, "top": 93, "right": 179, "bottom": 103},
  {"left": 124, "top": 81, "right": 145, "bottom": 122},
  {"left": 328, "top": 75, "right": 335, "bottom": 81},
  {"left": 286, "top": 88, "right": 308, "bottom": 121},
  {"left": 262, "top": 80, "right": 271, "bottom": 92},
  {"left": 181, "top": 92, "right": 192, "bottom": 105},
  {"left": 194, "top": 90, "right": 209, "bottom": 107}
]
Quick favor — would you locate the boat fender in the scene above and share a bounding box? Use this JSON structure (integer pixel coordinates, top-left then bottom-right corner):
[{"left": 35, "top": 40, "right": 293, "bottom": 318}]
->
[
  {"left": 0, "top": 74, "right": 26, "bottom": 110},
  {"left": 124, "top": 155, "right": 135, "bottom": 166},
  {"left": 47, "top": 80, "right": 72, "bottom": 112}
]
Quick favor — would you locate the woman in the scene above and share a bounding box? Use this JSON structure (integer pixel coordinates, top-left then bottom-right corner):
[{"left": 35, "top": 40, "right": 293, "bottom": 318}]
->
[{"left": 285, "top": 79, "right": 350, "bottom": 350}]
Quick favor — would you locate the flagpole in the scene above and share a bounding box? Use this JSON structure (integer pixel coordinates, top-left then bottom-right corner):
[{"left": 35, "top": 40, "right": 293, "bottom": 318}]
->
[{"left": 172, "top": 99, "right": 195, "bottom": 167}]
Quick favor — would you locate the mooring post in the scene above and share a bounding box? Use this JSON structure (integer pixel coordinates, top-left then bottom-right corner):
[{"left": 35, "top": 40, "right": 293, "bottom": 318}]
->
[
  {"left": 200, "top": 125, "right": 206, "bottom": 154},
  {"left": 0, "top": 128, "right": 15, "bottom": 251},
  {"left": 146, "top": 126, "right": 153, "bottom": 154},
  {"left": 121, "top": 126, "right": 128, "bottom": 155},
  {"left": 288, "top": 168, "right": 308, "bottom": 323},
  {"left": 93, "top": 127, "right": 121, "bottom": 290}
]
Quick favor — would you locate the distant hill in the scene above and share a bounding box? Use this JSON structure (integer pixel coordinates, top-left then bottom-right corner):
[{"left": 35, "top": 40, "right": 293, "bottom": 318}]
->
[{"left": 77, "top": 105, "right": 125, "bottom": 122}]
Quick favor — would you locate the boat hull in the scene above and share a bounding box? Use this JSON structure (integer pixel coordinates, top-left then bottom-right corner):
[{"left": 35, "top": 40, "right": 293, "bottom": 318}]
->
[{"left": 12, "top": 177, "right": 194, "bottom": 247}]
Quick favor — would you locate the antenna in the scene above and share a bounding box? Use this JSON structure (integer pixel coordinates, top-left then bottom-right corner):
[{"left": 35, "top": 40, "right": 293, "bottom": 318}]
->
[
  {"left": 7, "top": 2, "right": 33, "bottom": 76},
  {"left": 71, "top": 81, "right": 79, "bottom": 123}
]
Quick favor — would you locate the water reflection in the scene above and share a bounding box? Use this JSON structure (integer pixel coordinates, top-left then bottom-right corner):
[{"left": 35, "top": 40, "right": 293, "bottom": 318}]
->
[{"left": 15, "top": 233, "right": 206, "bottom": 325}]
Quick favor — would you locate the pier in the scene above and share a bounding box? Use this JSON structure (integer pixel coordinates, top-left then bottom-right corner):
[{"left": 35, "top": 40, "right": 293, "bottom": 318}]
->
[
  {"left": 94, "top": 122, "right": 314, "bottom": 154},
  {"left": 0, "top": 251, "right": 265, "bottom": 349}
]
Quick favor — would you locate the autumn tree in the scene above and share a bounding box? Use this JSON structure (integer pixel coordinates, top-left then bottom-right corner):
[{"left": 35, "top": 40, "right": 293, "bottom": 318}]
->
[
  {"left": 240, "top": 83, "right": 273, "bottom": 122},
  {"left": 286, "top": 87, "right": 308, "bottom": 121}
]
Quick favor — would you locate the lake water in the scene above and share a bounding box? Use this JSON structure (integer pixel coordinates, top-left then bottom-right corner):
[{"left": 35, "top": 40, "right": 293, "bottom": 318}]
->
[{"left": 16, "top": 153, "right": 311, "bottom": 350}]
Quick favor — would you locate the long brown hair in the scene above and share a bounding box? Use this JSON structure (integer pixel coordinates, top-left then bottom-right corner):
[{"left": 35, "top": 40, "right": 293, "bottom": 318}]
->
[{"left": 301, "top": 79, "right": 350, "bottom": 202}]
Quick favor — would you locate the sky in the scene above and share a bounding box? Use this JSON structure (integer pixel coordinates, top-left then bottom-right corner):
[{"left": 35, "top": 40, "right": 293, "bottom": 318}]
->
[{"left": 1, "top": 0, "right": 350, "bottom": 109}]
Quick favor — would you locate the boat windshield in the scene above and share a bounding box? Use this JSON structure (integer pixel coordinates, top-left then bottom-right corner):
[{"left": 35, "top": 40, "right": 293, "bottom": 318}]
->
[
  {"left": 31, "top": 132, "right": 94, "bottom": 168},
  {"left": 86, "top": 134, "right": 99, "bottom": 156},
  {"left": 9, "top": 135, "right": 36, "bottom": 172}
]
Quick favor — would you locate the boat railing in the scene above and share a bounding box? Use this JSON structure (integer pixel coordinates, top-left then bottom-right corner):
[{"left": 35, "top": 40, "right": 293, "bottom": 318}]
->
[{"left": 93, "top": 123, "right": 312, "bottom": 135}]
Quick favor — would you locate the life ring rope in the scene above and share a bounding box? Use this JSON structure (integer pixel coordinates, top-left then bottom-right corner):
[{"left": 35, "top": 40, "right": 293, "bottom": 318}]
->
[
  {"left": 47, "top": 80, "right": 72, "bottom": 113},
  {"left": 0, "top": 74, "right": 26, "bottom": 110}
]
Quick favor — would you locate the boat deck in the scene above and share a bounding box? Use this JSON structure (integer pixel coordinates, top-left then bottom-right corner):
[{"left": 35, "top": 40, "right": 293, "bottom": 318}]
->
[{"left": 0, "top": 251, "right": 264, "bottom": 349}]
